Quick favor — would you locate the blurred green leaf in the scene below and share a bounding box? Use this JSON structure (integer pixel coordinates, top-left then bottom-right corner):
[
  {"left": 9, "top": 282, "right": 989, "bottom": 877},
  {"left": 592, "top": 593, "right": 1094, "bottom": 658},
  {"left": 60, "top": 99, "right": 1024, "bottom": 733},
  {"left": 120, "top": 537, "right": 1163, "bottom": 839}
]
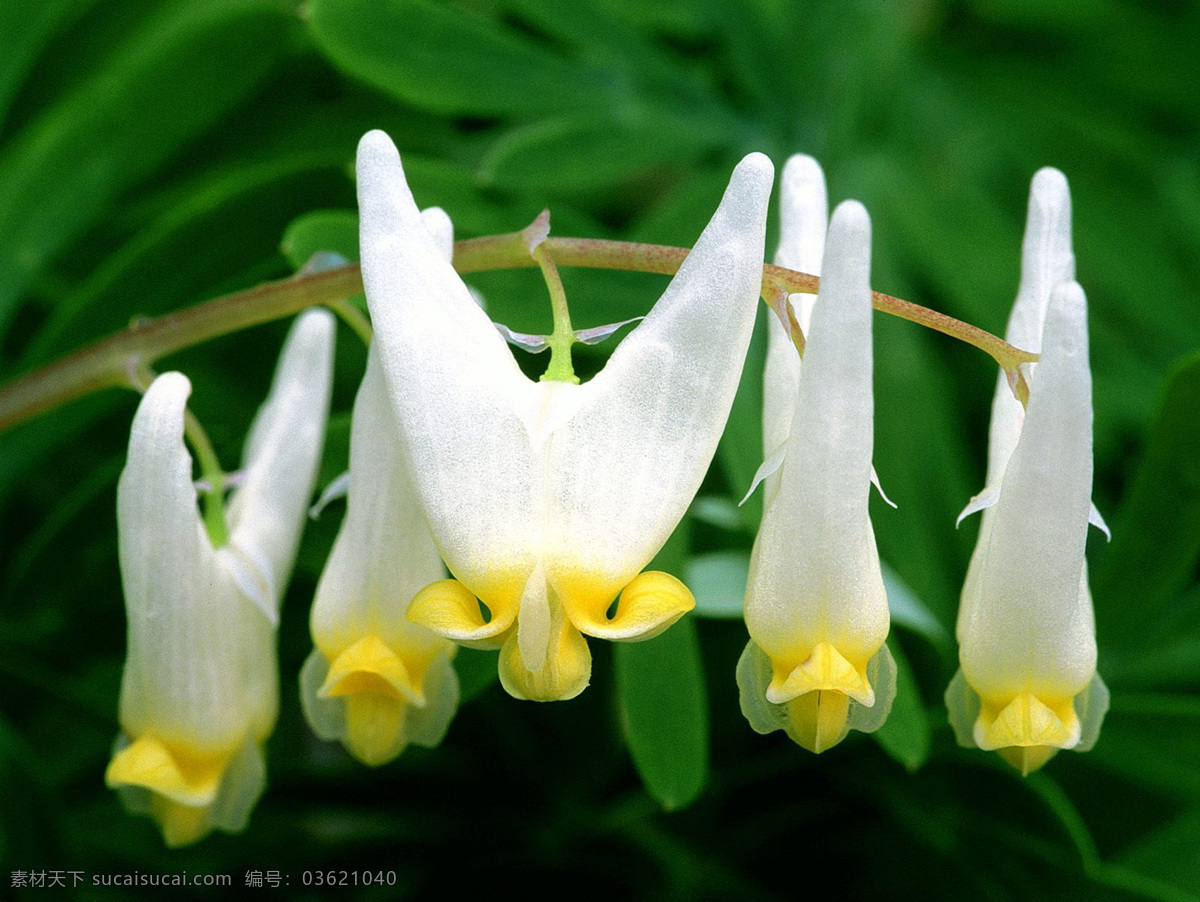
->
[
  {"left": 306, "top": 0, "right": 608, "bottom": 117},
  {"left": 686, "top": 550, "right": 747, "bottom": 620},
  {"left": 1117, "top": 807, "right": 1200, "bottom": 900},
  {"left": 615, "top": 616, "right": 708, "bottom": 811},
  {"left": 1086, "top": 692, "right": 1200, "bottom": 803},
  {"left": 716, "top": 306, "right": 767, "bottom": 531},
  {"left": 881, "top": 561, "right": 952, "bottom": 651},
  {"left": 614, "top": 519, "right": 708, "bottom": 810},
  {"left": 873, "top": 639, "right": 931, "bottom": 772},
  {"left": 0, "top": 0, "right": 88, "bottom": 131},
  {"left": 1096, "top": 354, "right": 1200, "bottom": 649},
  {"left": 282, "top": 210, "right": 360, "bottom": 268},
  {"left": 0, "top": 0, "right": 295, "bottom": 339}
]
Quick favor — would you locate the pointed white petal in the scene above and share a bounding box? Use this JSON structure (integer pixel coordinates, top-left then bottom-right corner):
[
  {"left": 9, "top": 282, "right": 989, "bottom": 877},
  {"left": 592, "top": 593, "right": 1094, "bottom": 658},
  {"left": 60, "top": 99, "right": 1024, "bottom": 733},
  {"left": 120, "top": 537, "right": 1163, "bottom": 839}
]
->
[
  {"left": 955, "top": 484, "right": 1000, "bottom": 527},
  {"left": 420, "top": 206, "right": 454, "bottom": 260},
  {"left": 225, "top": 309, "right": 335, "bottom": 619},
  {"left": 870, "top": 465, "right": 897, "bottom": 509},
  {"left": 310, "top": 348, "right": 447, "bottom": 656},
  {"left": 980, "top": 168, "right": 1075, "bottom": 493},
  {"left": 740, "top": 442, "right": 787, "bottom": 508},
  {"left": 763, "top": 155, "right": 827, "bottom": 499},
  {"left": 543, "top": 153, "right": 773, "bottom": 603},
  {"left": 960, "top": 282, "right": 1096, "bottom": 700},
  {"left": 1089, "top": 501, "right": 1111, "bottom": 540},
  {"left": 309, "top": 471, "right": 350, "bottom": 520},
  {"left": 116, "top": 373, "right": 251, "bottom": 749},
  {"left": 745, "top": 200, "right": 889, "bottom": 668},
  {"left": 356, "top": 130, "right": 540, "bottom": 605}
]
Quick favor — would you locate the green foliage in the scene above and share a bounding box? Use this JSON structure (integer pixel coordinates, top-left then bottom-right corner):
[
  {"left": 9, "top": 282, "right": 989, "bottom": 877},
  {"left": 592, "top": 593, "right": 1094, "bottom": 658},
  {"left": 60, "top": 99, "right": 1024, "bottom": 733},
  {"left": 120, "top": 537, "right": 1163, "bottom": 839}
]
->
[{"left": 1, "top": 0, "right": 1199, "bottom": 897}]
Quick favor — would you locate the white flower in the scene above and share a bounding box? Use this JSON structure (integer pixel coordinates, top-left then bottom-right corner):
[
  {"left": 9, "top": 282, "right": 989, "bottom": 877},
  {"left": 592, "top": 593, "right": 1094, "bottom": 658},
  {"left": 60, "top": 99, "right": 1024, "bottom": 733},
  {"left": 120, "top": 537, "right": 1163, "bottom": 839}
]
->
[
  {"left": 105, "top": 310, "right": 334, "bottom": 846},
  {"left": 739, "top": 197, "right": 896, "bottom": 753},
  {"left": 948, "top": 169, "right": 1108, "bottom": 775},
  {"left": 355, "top": 129, "right": 772, "bottom": 701},
  {"left": 300, "top": 207, "right": 460, "bottom": 766}
]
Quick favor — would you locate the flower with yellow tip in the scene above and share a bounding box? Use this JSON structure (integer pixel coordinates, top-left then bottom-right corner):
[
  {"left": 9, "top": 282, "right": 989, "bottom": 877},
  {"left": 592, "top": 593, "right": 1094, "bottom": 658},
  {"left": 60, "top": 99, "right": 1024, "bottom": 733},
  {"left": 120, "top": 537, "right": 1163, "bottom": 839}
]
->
[
  {"left": 355, "top": 129, "right": 772, "bottom": 701},
  {"left": 106, "top": 310, "right": 334, "bottom": 846},
  {"left": 948, "top": 169, "right": 1108, "bottom": 775},
  {"left": 738, "top": 198, "right": 896, "bottom": 754},
  {"left": 300, "top": 207, "right": 460, "bottom": 767}
]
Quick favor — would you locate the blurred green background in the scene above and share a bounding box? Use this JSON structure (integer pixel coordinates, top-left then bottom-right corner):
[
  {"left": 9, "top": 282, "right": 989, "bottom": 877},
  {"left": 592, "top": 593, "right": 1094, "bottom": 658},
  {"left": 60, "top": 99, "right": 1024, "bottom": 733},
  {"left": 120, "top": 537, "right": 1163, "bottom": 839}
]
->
[{"left": 1, "top": 0, "right": 1199, "bottom": 898}]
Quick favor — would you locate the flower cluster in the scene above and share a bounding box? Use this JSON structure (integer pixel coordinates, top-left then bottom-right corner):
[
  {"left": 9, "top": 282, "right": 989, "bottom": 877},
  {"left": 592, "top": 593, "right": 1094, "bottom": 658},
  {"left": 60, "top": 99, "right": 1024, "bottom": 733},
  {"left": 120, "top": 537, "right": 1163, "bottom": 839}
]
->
[{"left": 107, "top": 130, "right": 1108, "bottom": 845}]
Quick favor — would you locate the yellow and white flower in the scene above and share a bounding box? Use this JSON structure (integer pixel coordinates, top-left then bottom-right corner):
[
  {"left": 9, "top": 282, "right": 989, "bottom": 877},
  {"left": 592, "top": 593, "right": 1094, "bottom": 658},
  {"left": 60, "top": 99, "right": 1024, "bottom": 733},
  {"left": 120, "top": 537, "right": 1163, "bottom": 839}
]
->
[
  {"left": 948, "top": 169, "right": 1108, "bottom": 774},
  {"left": 355, "top": 129, "right": 772, "bottom": 701},
  {"left": 106, "top": 310, "right": 334, "bottom": 845},
  {"left": 739, "top": 193, "right": 896, "bottom": 753},
  {"left": 300, "top": 208, "right": 460, "bottom": 766}
]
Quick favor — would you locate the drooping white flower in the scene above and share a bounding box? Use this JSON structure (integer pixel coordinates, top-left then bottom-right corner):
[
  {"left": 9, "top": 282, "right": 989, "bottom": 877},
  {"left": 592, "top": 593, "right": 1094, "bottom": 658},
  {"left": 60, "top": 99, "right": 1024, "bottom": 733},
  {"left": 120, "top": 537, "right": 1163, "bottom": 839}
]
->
[
  {"left": 300, "top": 207, "right": 460, "bottom": 766},
  {"left": 106, "top": 310, "right": 334, "bottom": 846},
  {"left": 739, "top": 199, "right": 896, "bottom": 753},
  {"left": 948, "top": 170, "right": 1108, "bottom": 775},
  {"left": 355, "top": 129, "right": 772, "bottom": 701}
]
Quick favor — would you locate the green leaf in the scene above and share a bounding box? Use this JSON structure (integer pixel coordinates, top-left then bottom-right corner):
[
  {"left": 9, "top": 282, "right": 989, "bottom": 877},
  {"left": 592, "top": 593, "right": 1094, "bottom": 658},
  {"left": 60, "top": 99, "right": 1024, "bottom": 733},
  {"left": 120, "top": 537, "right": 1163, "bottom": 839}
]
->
[
  {"left": 281, "top": 210, "right": 360, "bottom": 269},
  {"left": 1117, "top": 808, "right": 1200, "bottom": 899},
  {"left": 0, "top": 0, "right": 295, "bottom": 338},
  {"left": 615, "top": 617, "right": 708, "bottom": 811},
  {"left": 0, "top": 0, "right": 88, "bottom": 131},
  {"left": 873, "top": 639, "right": 931, "bottom": 772},
  {"left": 881, "top": 561, "right": 952, "bottom": 651},
  {"left": 685, "top": 551, "right": 748, "bottom": 620},
  {"left": 1085, "top": 692, "right": 1200, "bottom": 802},
  {"left": 614, "top": 518, "right": 708, "bottom": 810},
  {"left": 1096, "top": 354, "right": 1200, "bottom": 648},
  {"left": 305, "top": 0, "right": 608, "bottom": 117}
]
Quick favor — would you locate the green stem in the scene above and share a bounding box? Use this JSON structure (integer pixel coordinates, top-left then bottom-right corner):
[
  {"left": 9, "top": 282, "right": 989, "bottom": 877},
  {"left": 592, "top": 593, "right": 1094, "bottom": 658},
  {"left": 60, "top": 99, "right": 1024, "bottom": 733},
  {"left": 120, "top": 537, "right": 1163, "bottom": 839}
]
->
[
  {"left": 0, "top": 232, "right": 1037, "bottom": 434},
  {"left": 328, "top": 298, "right": 373, "bottom": 347},
  {"left": 532, "top": 244, "right": 579, "bottom": 384},
  {"left": 183, "top": 408, "right": 229, "bottom": 547}
]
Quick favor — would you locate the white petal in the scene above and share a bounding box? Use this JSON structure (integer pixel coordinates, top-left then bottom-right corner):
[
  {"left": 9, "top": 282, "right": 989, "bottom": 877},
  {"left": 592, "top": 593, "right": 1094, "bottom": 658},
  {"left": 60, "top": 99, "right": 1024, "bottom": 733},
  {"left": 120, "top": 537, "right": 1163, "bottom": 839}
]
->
[
  {"left": 116, "top": 373, "right": 251, "bottom": 749},
  {"left": 225, "top": 308, "right": 335, "bottom": 618},
  {"left": 309, "top": 471, "right": 350, "bottom": 520},
  {"left": 745, "top": 201, "right": 889, "bottom": 666},
  {"left": 1089, "top": 501, "right": 1111, "bottom": 540},
  {"left": 356, "top": 130, "right": 540, "bottom": 602},
  {"left": 310, "top": 347, "right": 447, "bottom": 656},
  {"left": 763, "top": 155, "right": 827, "bottom": 502},
  {"left": 543, "top": 152, "right": 773, "bottom": 601},
  {"left": 981, "top": 168, "right": 1074, "bottom": 492},
  {"left": 420, "top": 206, "right": 454, "bottom": 260},
  {"left": 740, "top": 442, "right": 788, "bottom": 508},
  {"left": 960, "top": 282, "right": 1097, "bottom": 700}
]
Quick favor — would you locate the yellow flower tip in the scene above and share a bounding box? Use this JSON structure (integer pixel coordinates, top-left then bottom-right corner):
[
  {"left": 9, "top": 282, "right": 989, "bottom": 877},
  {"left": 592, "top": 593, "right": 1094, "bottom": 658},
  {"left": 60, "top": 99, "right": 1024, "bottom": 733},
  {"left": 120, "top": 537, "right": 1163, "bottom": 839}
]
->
[
  {"left": 974, "top": 691, "right": 1081, "bottom": 752},
  {"left": 105, "top": 734, "right": 229, "bottom": 807},
  {"left": 998, "top": 745, "right": 1060, "bottom": 776},
  {"left": 408, "top": 578, "right": 514, "bottom": 647},
  {"left": 567, "top": 569, "right": 695, "bottom": 642},
  {"left": 318, "top": 634, "right": 424, "bottom": 705},
  {"left": 784, "top": 690, "right": 851, "bottom": 754},
  {"left": 151, "top": 796, "right": 214, "bottom": 848},
  {"left": 344, "top": 693, "right": 411, "bottom": 767},
  {"left": 767, "top": 642, "right": 874, "bottom": 707},
  {"left": 499, "top": 617, "right": 592, "bottom": 702}
]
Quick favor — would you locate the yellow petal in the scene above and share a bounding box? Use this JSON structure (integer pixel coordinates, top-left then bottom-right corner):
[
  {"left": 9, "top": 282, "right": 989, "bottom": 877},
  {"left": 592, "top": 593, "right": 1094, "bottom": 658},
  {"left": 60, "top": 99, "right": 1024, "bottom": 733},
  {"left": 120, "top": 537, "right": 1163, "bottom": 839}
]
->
[
  {"left": 767, "top": 641, "right": 874, "bottom": 706},
  {"left": 150, "top": 796, "right": 213, "bottom": 848},
  {"left": 784, "top": 690, "right": 851, "bottom": 754},
  {"left": 408, "top": 578, "right": 515, "bottom": 648},
  {"left": 975, "top": 691, "right": 1080, "bottom": 752},
  {"left": 499, "top": 615, "right": 591, "bottom": 702},
  {"left": 318, "top": 634, "right": 423, "bottom": 704},
  {"left": 344, "top": 693, "right": 410, "bottom": 767},
  {"left": 105, "top": 734, "right": 230, "bottom": 807},
  {"left": 998, "top": 745, "right": 1060, "bottom": 776},
  {"left": 565, "top": 570, "right": 694, "bottom": 642}
]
